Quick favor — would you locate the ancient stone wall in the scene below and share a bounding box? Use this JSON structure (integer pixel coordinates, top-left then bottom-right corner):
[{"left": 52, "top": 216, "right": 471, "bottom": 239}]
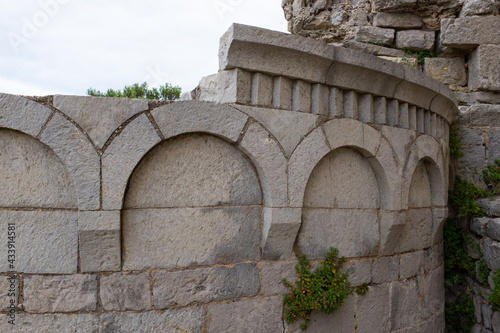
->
[{"left": 0, "top": 24, "right": 457, "bottom": 332}]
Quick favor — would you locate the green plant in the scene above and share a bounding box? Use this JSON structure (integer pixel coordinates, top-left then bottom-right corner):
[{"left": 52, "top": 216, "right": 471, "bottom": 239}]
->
[
  {"left": 403, "top": 49, "right": 414, "bottom": 55},
  {"left": 482, "top": 159, "right": 500, "bottom": 195},
  {"left": 489, "top": 268, "right": 500, "bottom": 310},
  {"left": 87, "top": 82, "right": 181, "bottom": 101},
  {"left": 477, "top": 259, "right": 490, "bottom": 285},
  {"left": 417, "top": 51, "right": 436, "bottom": 64},
  {"left": 446, "top": 292, "right": 476, "bottom": 331},
  {"left": 282, "top": 247, "right": 368, "bottom": 330},
  {"left": 443, "top": 220, "right": 476, "bottom": 286},
  {"left": 449, "top": 127, "right": 464, "bottom": 160},
  {"left": 449, "top": 177, "right": 486, "bottom": 218}
]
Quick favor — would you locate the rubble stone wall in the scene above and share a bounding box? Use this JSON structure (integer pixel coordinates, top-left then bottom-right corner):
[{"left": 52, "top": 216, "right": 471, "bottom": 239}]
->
[{"left": 0, "top": 24, "right": 457, "bottom": 332}]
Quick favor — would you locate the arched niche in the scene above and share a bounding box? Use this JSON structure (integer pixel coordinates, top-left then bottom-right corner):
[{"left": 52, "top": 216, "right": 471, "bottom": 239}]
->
[
  {"left": 0, "top": 128, "right": 78, "bottom": 273},
  {"left": 298, "top": 147, "right": 381, "bottom": 259},
  {"left": 122, "top": 133, "right": 262, "bottom": 270}
]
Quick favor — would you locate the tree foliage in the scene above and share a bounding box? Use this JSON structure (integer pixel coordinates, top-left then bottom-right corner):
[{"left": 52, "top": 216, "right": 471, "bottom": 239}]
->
[{"left": 87, "top": 82, "right": 181, "bottom": 101}]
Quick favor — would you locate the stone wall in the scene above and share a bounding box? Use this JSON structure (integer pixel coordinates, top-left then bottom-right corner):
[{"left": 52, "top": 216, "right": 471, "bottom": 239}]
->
[{"left": 0, "top": 24, "right": 457, "bottom": 332}]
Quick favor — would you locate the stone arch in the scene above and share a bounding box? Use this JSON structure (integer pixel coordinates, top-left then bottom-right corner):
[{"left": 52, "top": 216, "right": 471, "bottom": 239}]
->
[
  {"left": 0, "top": 128, "right": 78, "bottom": 273},
  {"left": 121, "top": 133, "right": 263, "bottom": 270}
]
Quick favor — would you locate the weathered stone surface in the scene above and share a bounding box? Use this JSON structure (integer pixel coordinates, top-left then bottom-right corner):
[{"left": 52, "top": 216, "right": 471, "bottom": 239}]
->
[
  {"left": 0, "top": 313, "right": 98, "bottom": 332},
  {"left": 400, "top": 250, "right": 425, "bottom": 279},
  {"left": 487, "top": 218, "right": 500, "bottom": 242},
  {"left": 489, "top": 131, "right": 500, "bottom": 163},
  {"left": 459, "top": 146, "right": 486, "bottom": 169},
  {"left": 101, "top": 113, "right": 161, "bottom": 210},
  {"left": 123, "top": 207, "right": 261, "bottom": 270},
  {"left": 355, "top": 26, "right": 395, "bottom": 45},
  {"left": 299, "top": 208, "right": 379, "bottom": 259},
  {"left": 285, "top": 295, "right": 355, "bottom": 332},
  {"left": 304, "top": 147, "right": 380, "bottom": 209},
  {"left": 100, "top": 272, "right": 151, "bottom": 311},
  {"left": 391, "top": 279, "right": 422, "bottom": 330},
  {"left": 234, "top": 105, "right": 318, "bottom": 157},
  {"left": 78, "top": 211, "right": 120, "bottom": 272},
  {"left": 372, "top": 256, "right": 399, "bottom": 283},
  {"left": 422, "top": 267, "right": 445, "bottom": 319},
  {"left": 424, "top": 57, "right": 467, "bottom": 86},
  {"left": 344, "top": 259, "right": 372, "bottom": 285},
  {"left": 0, "top": 211, "right": 77, "bottom": 274},
  {"left": 262, "top": 207, "right": 301, "bottom": 260},
  {"left": 441, "top": 17, "right": 500, "bottom": 48},
  {"left": 207, "top": 297, "right": 283, "bottom": 333},
  {"left": 124, "top": 134, "right": 261, "bottom": 208},
  {"left": 0, "top": 94, "right": 53, "bottom": 137},
  {"left": 0, "top": 129, "right": 77, "bottom": 208},
  {"left": 396, "top": 30, "right": 435, "bottom": 51},
  {"left": 397, "top": 208, "right": 433, "bottom": 252},
  {"left": 492, "top": 311, "right": 500, "bottom": 332},
  {"left": 239, "top": 122, "right": 288, "bottom": 207},
  {"left": 408, "top": 161, "right": 432, "bottom": 208},
  {"left": 357, "top": 284, "right": 390, "bottom": 332},
  {"left": 40, "top": 113, "right": 100, "bottom": 210},
  {"left": 0, "top": 275, "right": 18, "bottom": 308},
  {"left": 311, "top": 83, "right": 329, "bottom": 116},
  {"left": 251, "top": 73, "right": 273, "bottom": 107},
  {"left": 198, "top": 69, "right": 252, "bottom": 104},
  {"left": 472, "top": 217, "right": 489, "bottom": 237},
  {"left": 100, "top": 308, "right": 203, "bottom": 333},
  {"left": 273, "top": 76, "right": 293, "bottom": 110},
  {"left": 460, "top": 0, "right": 500, "bottom": 16},
  {"left": 53, "top": 95, "right": 148, "bottom": 148},
  {"left": 292, "top": 80, "right": 312, "bottom": 113},
  {"left": 459, "top": 128, "right": 483, "bottom": 146},
  {"left": 259, "top": 260, "right": 298, "bottom": 296},
  {"left": 154, "top": 264, "right": 259, "bottom": 308},
  {"left": 24, "top": 275, "right": 97, "bottom": 313},
  {"left": 372, "top": 0, "right": 418, "bottom": 11},
  {"left": 470, "top": 45, "right": 500, "bottom": 92},
  {"left": 381, "top": 126, "right": 416, "bottom": 166},
  {"left": 374, "top": 12, "right": 423, "bottom": 29},
  {"left": 469, "top": 105, "right": 500, "bottom": 127},
  {"left": 478, "top": 197, "right": 500, "bottom": 218},
  {"left": 481, "top": 237, "right": 500, "bottom": 271},
  {"left": 474, "top": 91, "right": 500, "bottom": 105},
  {"left": 344, "top": 40, "right": 405, "bottom": 57}
]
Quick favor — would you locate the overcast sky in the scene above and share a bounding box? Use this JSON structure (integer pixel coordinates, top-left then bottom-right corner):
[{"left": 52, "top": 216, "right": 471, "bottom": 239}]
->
[{"left": 0, "top": 0, "right": 288, "bottom": 97}]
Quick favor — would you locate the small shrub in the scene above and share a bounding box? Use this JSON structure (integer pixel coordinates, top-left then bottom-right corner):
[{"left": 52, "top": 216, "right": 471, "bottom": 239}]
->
[
  {"left": 477, "top": 259, "right": 490, "bottom": 285},
  {"left": 282, "top": 247, "right": 367, "bottom": 331},
  {"left": 446, "top": 293, "right": 476, "bottom": 332},
  {"left": 449, "top": 176, "right": 486, "bottom": 218},
  {"left": 482, "top": 159, "right": 500, "bottom": 195},
  {"left": 417, "top": 51, "right": 436, "bottom": 64},
  {"left": 449, "top": 127, "right": 464, "bottom": 160},
  {"left": 489, "top": 268, "right": 500, "bottom": 310},
  {"left": 443, "top": 220, "right": 476, "bottom": 287}
]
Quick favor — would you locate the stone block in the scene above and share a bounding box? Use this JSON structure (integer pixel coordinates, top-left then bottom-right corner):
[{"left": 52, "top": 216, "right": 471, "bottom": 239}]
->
[
  {"left": 459, "top": 146, "right": 486, "bottom": 169},
  {"left": 357, "top": 284, "right": 390, "bottom": 333},
  {"left": 400, "top": 250, "right": 425, "bottom": 279},
  {"left": 251, "top": 73, "right": 273, "bottom": 107},
  {"left": 0, "top": 211, "right": 77, "bottom": 274},
  {"left": 311, "top": 83, "right": 329, "bottom": 116},
  {"left": 285, "top": 295, "right": 355, "bottom": 332},
  {"left": 459, "top": 129, "right": 483, "bottom": 146},
  {"left": 0, "top": 94, "right": 53, "bottom": 137},
  {"left": 460, "top": 0, "right": 500, "bottom": 17},
  {"left": 399, "top": 102, "right": 409, "bottom": 129},
  {"left": 344, "top": 40, "right": 405, "bottom": 57},
  {"left": 489, "top": 131, "right": 500, "bottom": 164},
  {"left": 343, "top": 259, "right": 372, "bottom": 285},
  {"left": 481, "top": 238, "right": 500, "bottom": 271},
  {"left": 387, "top": 99, "right": 399, "bottom": 127},
  {"left": 474, "top": 91, "right": 500, "bottom": 105},
  {"left": 299, "top": 209, "right": 379, "bottom": 259},
  {"left": 468, "top": 104, "right": 500, "bottom": 127},
  {"left": 396, "top": 30, "right": 435, "bottom": 51},
  {"left": 260, "top": 260, "right": 298, "bottom": 296},
  {"left": 478, "top": 198, "right": 500, "bottom": 218},
  {"left": 40, "top": 113, "right": 100, "bottom": 210},
  {"left": 198, "top": 69, "right": 252, "bottom": 104},
  {"left": 124, "top": 134, "right": 261, "bottom": 208},
  {"left": 100, "top": 308, "right": 204, "bottom": 333},
  {"left": 422, "top": 267, "right": 445, "bottom": 319},
  {"left": 424, "top": 57, "right": 467, "bottom": 86},
  {"left": 441, "top": 17, "right": 500, "bottom": 48},
  {"left": 0, "top": 129, "right": 77, "bottom": 209},
  {"left": 101, "top": 113, "right": 161, "bottom": 210},
  {"left": 0, "top": 314, "right": 98, "bottom": 332},
  {"left": 234, "top": 105, "right": 318, "bottom": 157},
  {"left": 372, "top": 0, "right": 418, "bottom": 11},
  {"left": 53, "top": 95, "right": 148, "bottom": 148},
  {"left": 391, "top": 280, "right": 422, "bottom": 330},
  {"left": 488, "top": 219, "right": 500, "bottom": 242},
  {"left": 470, "top": 45, "right": 500, "bottom": 91},
  {"left": 239, "top": 122, "right": 288, "bottom": 207},
  {"left": 471, "top": 217, "right": 489, "bottom": 237},
  {"left": 381, "top": 126, "right": 416, "bottom": 166},
  {"left": 358, "top": 93, "right": 374, "bottom": 123},
  {"left": 292, "top": 80, "right": 312, "bottom": 113},
  {"left": 153, "top": 263, "right": 259, "bottom": 308},
  {"left": 329, "top": 87, "right": 344, "bottom": 117},
  {"left": 379, "top": 210, "right": 407, "bottom": 255},
  {"left": 207, "top": 297, "right": 283, "bottom": 333},
  {"left": 122, "top": 207, "right": 261, "bottom": 270},
  {"left": 492, "top": 311, "right": 500, "bottom": 333},
  {"left": 374, "top": 96, "right": 387, "bottom": 124},
  {"left": 0, "top": 275, "right": 18, "bottom": 308},
  {"left": 78, "top": 211, "right": 120, "bottom": 272},
  {"left": 273, "top": 76, "right": 293, "bottom": 110},
  {"left": 374, "top": 12, "right": 422, "bottom": 29},
  {"left": 372, "top": 255, "right": 399, "bottom": 284},
  {"left": 262, "top": 208, "right": 302, "bottom": 260},
  {"left": 355, "top": 26, "right": 395, "bottom": 45},
  {"left": 397, "top": 208, "right": 433, "bottom": 253},
  {"left": 100, "top": 272, "right": 151, "bottom": 311},
  {"left": 484, "top": 303, "right": 494, "bottom": 329},
  {"left": 24, "top": 275, "right": 97, "bottom": 313}
]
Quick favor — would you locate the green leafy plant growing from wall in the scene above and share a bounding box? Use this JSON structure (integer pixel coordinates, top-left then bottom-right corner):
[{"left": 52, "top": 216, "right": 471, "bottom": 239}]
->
[
  {"left": 477, "top": 259, "right": 491, "bottom": 285},
  {"left": 482, "top": 159, "right": 500, "bottom": 195},
  {"left": 489, "top": 268, "right": 500, "bottom": 310},
  {"left": 449, "top": 177, "right": 486, "bottom": 218},
  {"left": 444, "top": 220, "right": 476, "bottom": 286},
  {"left": 87, "top": 81, "right": 181, "bottom": 100},
  {"left": 449, "top": 127, "right": 464, "bottom": 161},
  {"left": 446, "top": 293, "right": 476, "bottom": 332},
  {"left": 282, "top": 247, "right": 368, "bottom": 331}
]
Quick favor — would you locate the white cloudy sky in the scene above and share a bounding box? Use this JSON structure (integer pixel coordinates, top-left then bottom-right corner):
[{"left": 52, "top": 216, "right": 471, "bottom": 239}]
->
[{"left": 0, "top": 0, "right": 288, "bottom": 96}]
